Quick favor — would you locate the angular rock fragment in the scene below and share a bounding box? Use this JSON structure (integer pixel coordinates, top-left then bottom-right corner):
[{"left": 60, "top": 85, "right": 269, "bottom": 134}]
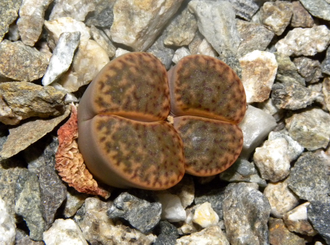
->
[
  {"left": 239, "top": 50, "right": 277, "bottom": 103},
  {"left": 42, "top": 32, "right": 80, "bottom": 86},
  {"left": 0, "top": 106, "right": 70, "bottom": 160},
  {"left": 260, "top": 1, "right": 292, "bottom": 36},
  {"left": 0, "top": 0, "right": 21, "bottom": 42},
  {"left": 108, "top": 192, "right": 162, "bottom": 233},
  {"left": 275, "top": 25, "right": 330, "bottom": 56},
  {"left": 285, "top": 109, "right": 330, "bottom": 150},
  {"left": 17, "top": 0, "right": 53, "bottom": 46},
  {"left": 0, "top": 81, "right": 66, "bottom": 125},
  {"left": 110, "top": 0, "right": 184, "bottom": 51},
  {"left": 0, "top": 40, "right": 49, "bottom": 82},
  {"left": 299, "top": 0, "right": 330, "bottom": 21}
]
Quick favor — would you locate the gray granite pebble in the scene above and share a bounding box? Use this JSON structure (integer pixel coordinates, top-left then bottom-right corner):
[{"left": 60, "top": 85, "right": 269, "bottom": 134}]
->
[
  {"left": 164, "top": 6, "right": 197, "bottom": 47},
  {"left": 188, "top": 0, "right": 240, "bottom": 69},
  {"left": 293, "top": 57, "right": 323, "bottom": 84},
  {"left": 285, "top": 108, "right": 330, "bottom": 150},
  {"left": 223, "top": 183, "right": 271, "bottom": 245},
  {"left": 24, "top": 136, "right": 67, "bottom": 229},
  {"left": 0, "top": 40, "right": 49, "bottom": 82},
  {"left": 0, "top": 0, "right": 21, "bottom": 42},
  {"left": 15, "top": 170, "right": 45, "bottom": 241},
  {"left": 288, "top": 151, "right": 330, "bottom": 202},
  {"left": 271, "top": 80, "right": 321, "bottom": 110},
  {"left": 85, "top": 0, "right": 116, "bottom": 28},
  {"left": 236, "top": 19, "right": 274, "bottom": 57},
  {"left": 147, "top": 31, "right": 175, "bottom": 70},
  {"left": 231, "top": 0, "right": 264, "bottom": 21},
  {"left": 154, "top": 220, "right": 179, "bottom": 245},
  {"left": 108, "top": 192, "right": 162, "bottom": 233},
  {"left": 322, "top": 46, "right": 330, "bottom": 76},
  {"left": 42, "top": 32, "right": 80, "bottom": 86},
  {"left": 299, "top": 0, "right": 330, "bottom": 21},
  {"left": 307, "top": 200, "right": 330, "bottom": 244},
  {"left": 220, "top": 158, "right": 267, "bottom": 187},
  {"left": 275, "top": 54, "right": 306, "bottom": 86}
]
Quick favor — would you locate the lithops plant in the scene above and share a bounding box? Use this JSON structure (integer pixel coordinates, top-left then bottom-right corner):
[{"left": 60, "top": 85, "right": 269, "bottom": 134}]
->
[{"left": 78, "top": 52, "right": 246, "bottom": 190}]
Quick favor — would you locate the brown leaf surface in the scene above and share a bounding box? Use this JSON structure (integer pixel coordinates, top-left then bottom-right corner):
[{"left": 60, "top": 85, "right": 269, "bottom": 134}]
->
[{"left": 55, "top": 104, "right": 110, "bottom": 199}]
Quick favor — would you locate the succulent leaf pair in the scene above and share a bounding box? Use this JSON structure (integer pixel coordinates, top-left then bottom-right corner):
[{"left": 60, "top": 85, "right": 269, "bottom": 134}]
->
[{"left": 78, "top": 52, "right": 246, "bottom": 190}]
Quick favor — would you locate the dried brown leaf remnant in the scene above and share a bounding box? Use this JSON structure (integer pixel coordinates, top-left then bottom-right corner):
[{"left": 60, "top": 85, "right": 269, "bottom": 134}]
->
[{"left": 55, "top": 104, "right": 110, "bottom": 198}]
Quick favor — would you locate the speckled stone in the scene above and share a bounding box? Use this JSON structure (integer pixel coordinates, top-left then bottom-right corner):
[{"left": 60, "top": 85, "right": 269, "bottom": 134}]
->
[
  {"left": 260, "top": 1, "right": 292, "bottom": 36},
  {"left": 220, "top": 158, "right": 267, "bottom": 187},
  {"left": 230, "top": 0, "right": 263, "bottom": 21},
  {"left": 43, "top": 219, "right": 88, "bottom": 245},
  {"left": 223, "top": 183, "right": 271, "bottom": 245},
  {"left": 0, "top": 40, "right": 49, "bottom": 82},
  {"left": 264, "top": 181, "right": 299, "bottom": 218},
  {"left": 254, "top": 130, "right": 304, "bottom": 182},
  {"left": 272, "top": 79, "right": 322, "bottom": 110},
  {"left": 283, "top": 202, "right": 317, "bottom": 236},
  {"left": 307, "top": 200, "right": 330, "bottom": 244},
  {"left": 15, "top": 170, "right": 45, "bottom": 241},
  {"left": 108, "top": 192, "right": 162, "bottom": 234},
  {"left": 288, "top": 151, "right": 330, "bottom": 202},
  {"left": 0, "top": 81, "right": 66, "bottom": 125},
  {"left": 285, "top": 109, "right": 330, "bottom": 151},
  {"left": 290, "top": 1, "right": 314, "bottom": 28},
  {"left": 75, "top": 197, "right": 156, "bottom": 244},
  {"left": 17, "top": 0, "right": 53, "bottom": 46},
  {"left": 239, "top": 50, "right": 277, "bottom": 103},
  {"left": 110, "top": 0, "right": 184, "bottom": 51},
  {"left": 299, "top": 0, "right": 330, "bottom": 21},
  {"left": 321, "top": 46, "right": 330, "bottom": 75},
  {"left": 15, "top": 229, "right": 45, "bottom": 245},
  {"left": 236, "top": 19, "right": 274, "bottom": 57},
  {"left": 153, "top": 220, "right": 179, "bottom": 245},
  {"left": 24, "top": 136, "right": 67, "bottom": 229},
  {"left": 0, "top": 0, "right": 21, "bottom": 42},
  {"left": 85, "top": 0, "right": 116, "bottom": 27},
  {"left": 293, "top": 57, "right": 323, "bottom": 84},
  {"left": 176, "top": 224, "right": 230, "bottom": 245},
  {"left": 275, "top": 25, "right": 330, "bottom": 56},
  {"left": 164, "top": 7, "right": 197, "bottom": 47},
  {"left": 269, "top": 218, "right": 308, "bottom": 245},
  {"left": 275, "top": 54, "right": 305, "bottom": 86}
]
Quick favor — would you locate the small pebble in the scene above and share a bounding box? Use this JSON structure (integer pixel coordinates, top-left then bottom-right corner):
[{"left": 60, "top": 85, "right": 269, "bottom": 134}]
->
[{"left": 192, "top": 202, "right": 219, "bottom": 228}]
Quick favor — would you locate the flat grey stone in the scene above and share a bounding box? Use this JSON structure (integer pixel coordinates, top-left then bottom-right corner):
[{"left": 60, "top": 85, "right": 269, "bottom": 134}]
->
[
  {"left": 307, "top": 200, "right": 330, "bottom": 244},
  {"left": 288, "top": 151, "right": 330, "bottom": 202},
  {"left": 107, "top": 192, "right": 162, "bottom": 233},
  {"left": 300, "top": 0, "right": 330, "bottom": 21},
  {"left": 285, "top": 108, "right": 330, "bottom": 151},
  {"left": 223, "top": 182, "right": 271, "bottom": 245},
  {"left": 321, "top": 46, "right": 330, "bottom": 75}
]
